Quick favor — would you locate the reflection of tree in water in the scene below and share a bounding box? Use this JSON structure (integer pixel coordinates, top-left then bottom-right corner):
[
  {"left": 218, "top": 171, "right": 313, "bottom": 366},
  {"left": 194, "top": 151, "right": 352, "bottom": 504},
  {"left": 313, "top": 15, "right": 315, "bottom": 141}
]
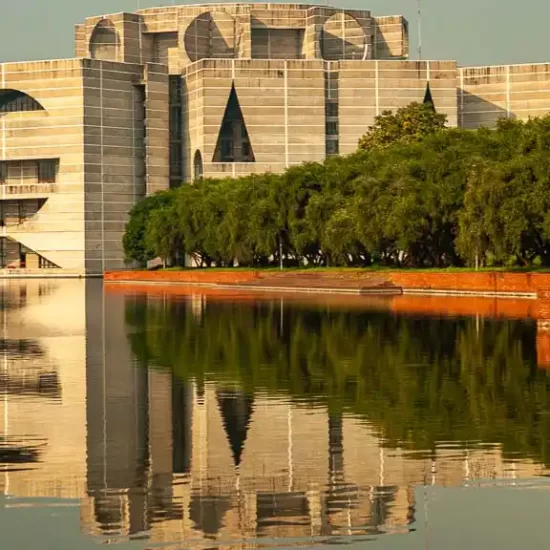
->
[
  {"left": 216, "top": 389, "right": 254, "bottom": 467},
  {"left": 126, "top": 298, "right": 550, "bottom": 464}
]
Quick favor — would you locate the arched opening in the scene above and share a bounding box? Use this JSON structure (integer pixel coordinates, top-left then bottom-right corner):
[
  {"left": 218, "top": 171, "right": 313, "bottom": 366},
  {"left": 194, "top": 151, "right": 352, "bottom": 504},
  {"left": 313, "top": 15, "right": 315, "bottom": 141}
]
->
[
  {"left": 0, "top": 90, "right": 45, "bottom": 113},
  {"left": 322, "top": 12, "right": 365, "bottom": 60},
  {"left": 193, "top": 150, "right": 203, "bottom": 180},
  {"left": 90, "top": 19, "right": 120, "bottom": 61},
  {"left": 184, "top": 11, "right": 235, "bottom": 62}
]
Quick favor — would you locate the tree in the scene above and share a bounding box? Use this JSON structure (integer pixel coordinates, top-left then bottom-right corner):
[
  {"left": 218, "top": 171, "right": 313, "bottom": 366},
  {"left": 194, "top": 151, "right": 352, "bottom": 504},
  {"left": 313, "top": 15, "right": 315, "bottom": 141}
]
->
[
  {"left": 122, "top": 109, "right": 550, "bottom": 271},
  {"left": 458, "top": 154, "right": 550, "bottom": 266},
  {"left": 123, "top": 191, "right": 175, "bottom": 266},
  {"left": 358, "top": 102, "right": 447, "bottom": 151},
  {"left": 144, "top": 205, "right": 184, "bottom": 266}
]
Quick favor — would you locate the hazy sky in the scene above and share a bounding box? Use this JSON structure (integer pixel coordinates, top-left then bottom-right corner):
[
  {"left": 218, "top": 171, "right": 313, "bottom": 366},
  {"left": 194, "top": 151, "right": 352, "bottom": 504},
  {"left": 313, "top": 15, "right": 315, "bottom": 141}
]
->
[{"left": 0, "top": 0, "right": 549, "bottom": 66}]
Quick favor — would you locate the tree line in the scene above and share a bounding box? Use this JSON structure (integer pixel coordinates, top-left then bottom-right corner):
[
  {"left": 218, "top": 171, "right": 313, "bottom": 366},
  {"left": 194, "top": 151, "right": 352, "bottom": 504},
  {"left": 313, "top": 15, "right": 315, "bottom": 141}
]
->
[{"left": 123, "top": 103, "right": 550, "bottom": 268}]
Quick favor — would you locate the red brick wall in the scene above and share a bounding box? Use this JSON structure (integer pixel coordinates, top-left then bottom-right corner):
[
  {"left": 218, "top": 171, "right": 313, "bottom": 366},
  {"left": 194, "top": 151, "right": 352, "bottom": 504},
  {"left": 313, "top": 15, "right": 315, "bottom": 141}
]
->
[
  {"left": 388, "top": 272, "right": 550, "bottom": 295},
  {"left": 104, "top": 270, "right": 260, "bottom": 284},
  {"left": 105, "top": 270, "right": 550, "bottom": 296}
]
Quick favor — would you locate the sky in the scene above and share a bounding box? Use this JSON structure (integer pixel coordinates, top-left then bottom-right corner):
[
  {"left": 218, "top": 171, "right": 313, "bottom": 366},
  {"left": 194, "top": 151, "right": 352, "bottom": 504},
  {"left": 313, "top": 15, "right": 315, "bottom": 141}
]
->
[{"left": 0, "top": 0, "right": 549, "bottom": 66}]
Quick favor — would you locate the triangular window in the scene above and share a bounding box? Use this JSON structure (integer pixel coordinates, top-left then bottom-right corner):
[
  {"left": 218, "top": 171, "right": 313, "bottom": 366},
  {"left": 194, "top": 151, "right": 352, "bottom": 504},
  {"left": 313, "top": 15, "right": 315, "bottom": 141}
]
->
[
  {"left": 423, "top": 82, "right": 435, "bottom": 110},
  {"left": 212, "top": 84, "right": 255, "bottom": 163}
]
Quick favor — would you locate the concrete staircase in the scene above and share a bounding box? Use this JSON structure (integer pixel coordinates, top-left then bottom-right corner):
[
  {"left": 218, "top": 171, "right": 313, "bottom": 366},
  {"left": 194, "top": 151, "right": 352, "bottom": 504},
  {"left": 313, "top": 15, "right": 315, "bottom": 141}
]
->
[{"left": 236, "top": 271, "right": 400, "bottom": 294}]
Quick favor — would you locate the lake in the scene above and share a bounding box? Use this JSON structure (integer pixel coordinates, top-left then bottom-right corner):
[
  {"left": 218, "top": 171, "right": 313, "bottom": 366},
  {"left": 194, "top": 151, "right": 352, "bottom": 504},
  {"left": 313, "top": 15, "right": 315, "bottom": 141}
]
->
[{"left": 1, "top": 279, "right": 550, "bottom": 549}]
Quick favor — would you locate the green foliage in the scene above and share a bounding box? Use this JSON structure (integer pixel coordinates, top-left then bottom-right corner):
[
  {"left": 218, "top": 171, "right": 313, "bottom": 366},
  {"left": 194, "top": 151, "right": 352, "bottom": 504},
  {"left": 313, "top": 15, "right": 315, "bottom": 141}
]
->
[
  {"left": 123, "top": 110, "right": 550, "bottom": 269},
  {"left": 357, "top": 102, "right": 447, "bottom": 151},
  {"left": 144, "top": 205, "right": 183, "bottom": 266},
  {"left": 123, "top": 191, "right": 175, "bottom": 265},
  {"left": 457, "top": 118, "right": 550, "bottom": 266}
]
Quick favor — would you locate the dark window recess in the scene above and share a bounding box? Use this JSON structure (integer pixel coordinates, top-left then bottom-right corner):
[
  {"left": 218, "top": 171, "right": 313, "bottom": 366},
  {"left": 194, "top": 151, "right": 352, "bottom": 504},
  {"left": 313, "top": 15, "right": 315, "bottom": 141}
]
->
[
  {"left": 0, "top": 163, "right": 6, "bottom": 185},
  {"left": 18, "top": 202, "right": 26, "bottom": 224},
  {"left": 39, "top": 255, "right": 58, "bottom": 269},
  {"left": 0, "top": 238, "right": 4, "bottom": 269},
  {"left": 135, "top": 85, "right": 146, "bottom": 120},
  {"left": 0, "top": 203, "right": 4, "bottom": 227},
  {"left": 169, "top": 76, "right": 183, "bottom": 186},
  {"left": 194, "top": 150, "right": 203, "bottom": 180},
  {"left": 169, "top": 77, "right": 182, "bottom": 105},
  {"left": 326, "top": 102, "right": 338, "bottom": 117},
  {"left": 170, "top": 143, "right": 182, "bottom": 175},
  {"left": 0, "top": 90, "right": 45, "bottom": 113},
  {"left": 326, "top": 139, "right": 339, "bottom": 156},
  {"left": 326, "top": 121, "right": 338, "bottom": 136},
  {"left": 213, "top": 84, "right": 255, "bottom": 163},
  {"left": 169, "top": 107, "right": 182, "bottom": 139},
  {"left": 38, "top": 160, "right": 57, "bottom": 183}
]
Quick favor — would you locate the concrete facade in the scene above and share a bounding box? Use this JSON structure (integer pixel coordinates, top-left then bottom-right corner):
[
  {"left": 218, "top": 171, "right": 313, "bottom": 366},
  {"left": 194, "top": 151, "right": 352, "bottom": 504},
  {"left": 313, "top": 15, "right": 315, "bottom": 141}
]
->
[
  {"left": 0, "top": 58, "right": 168, "bottom": 274},
  {"left": 2, "top": 4, "right": 550, "bottom": 273}
]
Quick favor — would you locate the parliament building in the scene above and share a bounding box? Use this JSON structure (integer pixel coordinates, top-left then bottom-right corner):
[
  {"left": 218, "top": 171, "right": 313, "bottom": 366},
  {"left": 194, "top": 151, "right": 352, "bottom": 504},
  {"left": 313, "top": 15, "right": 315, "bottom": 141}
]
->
[{"left": 1, "top": 3, "right": 550, "bottom": 274}]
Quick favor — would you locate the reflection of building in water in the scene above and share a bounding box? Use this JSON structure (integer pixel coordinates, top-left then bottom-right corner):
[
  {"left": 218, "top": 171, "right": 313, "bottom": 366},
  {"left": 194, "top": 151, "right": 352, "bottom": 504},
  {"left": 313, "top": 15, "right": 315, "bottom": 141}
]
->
[
  {"left": 1, "top": 283, "right": 550, "bottom": 547},
  {"left": 82, "top": 285, "right": 150, "bottom": 537},
  {"left": 0, "top": 279, "right": 87, "bottom": 499},
  {"left": 81, "top": 287, "right": 550, "bottom": 546}
]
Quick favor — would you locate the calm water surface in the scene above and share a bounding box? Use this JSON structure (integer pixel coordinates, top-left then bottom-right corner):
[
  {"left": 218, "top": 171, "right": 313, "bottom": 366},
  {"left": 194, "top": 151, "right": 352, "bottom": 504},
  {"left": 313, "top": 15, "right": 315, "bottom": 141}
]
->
[{"left": 1, "top": 280, "right": 550, "bottom": 549}]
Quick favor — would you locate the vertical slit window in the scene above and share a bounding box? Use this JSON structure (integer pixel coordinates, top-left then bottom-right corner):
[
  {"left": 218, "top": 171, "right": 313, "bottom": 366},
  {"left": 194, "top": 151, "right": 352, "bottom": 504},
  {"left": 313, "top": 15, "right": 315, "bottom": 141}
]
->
[
  {"left": 326, "top": 102, "right": 338, "bottom": 117},
  {"left": 169, "top": 107, "right": 182, "bottom": 139},
  {"left": 326, "top": 121, "right": 338, "bottom": 136},
  {"left": 170, "top": 143, "right": 182, "bottom": 176},
  {"left": 326, "top": 139, "right": 339, "bottom": 156},
  {"left": 169, "top": 77, "right": 183, "bottom": 186},
  {"left": 193, "top": 150, "right": 203, "bottom": 180},
  {"left": 0, "top": 163, "right": 6, "bottom": 185},
  {"left": 18, "top": 201, "right": 26, "bottom": 224}
]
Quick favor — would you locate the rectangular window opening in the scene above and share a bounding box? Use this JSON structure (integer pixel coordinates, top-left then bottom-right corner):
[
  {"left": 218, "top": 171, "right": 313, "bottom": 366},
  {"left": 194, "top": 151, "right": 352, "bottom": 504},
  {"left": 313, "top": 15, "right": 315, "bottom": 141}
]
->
[
  {"left": 0, "top": 163, "right": 6, "bottom": 185},
  {"left": 220, "top": 139, "right": 234, "bottom": 162},
  {"left": 18, "top": 201, "right": 26, "bottom": 224},
  {"left": 326, "top": 139, "right": 339, "bottom": 156},
  {"left": 170, "top": 143, "right": 182, "bottom": 176},
  {"left": 326, "top": 102, "right": 338, "bottom": 118},
  {"left": 326, "top": 121, "right": 338, "bottom": 136},
  {"left": 38, "top": 160, "right": 57, "bottom": 184}
]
